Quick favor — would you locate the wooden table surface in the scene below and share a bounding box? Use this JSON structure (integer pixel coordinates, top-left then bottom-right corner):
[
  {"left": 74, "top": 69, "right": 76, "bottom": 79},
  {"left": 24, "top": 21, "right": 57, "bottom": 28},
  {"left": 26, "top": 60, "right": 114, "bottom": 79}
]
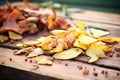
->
[{"left": 0, "top": 3, "right": 120, "bottom": 80}]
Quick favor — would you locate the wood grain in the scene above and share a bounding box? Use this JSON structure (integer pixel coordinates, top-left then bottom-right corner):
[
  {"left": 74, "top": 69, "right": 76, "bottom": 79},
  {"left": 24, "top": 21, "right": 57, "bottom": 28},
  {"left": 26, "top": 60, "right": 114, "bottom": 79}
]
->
[
  {"left": 0, "top": 2, "right": 120, "bottom": 80},
  {"left": 0, "top": 48, "right": 120, "bottom": 80},
  {"left": 1, "top": 12, "right": 120, "bottom": 70},
  {"left": 70, "top": 11, "right": 120, "bottom": 26}
]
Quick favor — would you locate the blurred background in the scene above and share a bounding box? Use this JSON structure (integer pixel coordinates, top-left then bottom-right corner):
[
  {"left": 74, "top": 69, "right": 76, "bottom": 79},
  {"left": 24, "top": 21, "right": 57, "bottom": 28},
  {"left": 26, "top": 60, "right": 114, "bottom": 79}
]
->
[{"left": 0, "top": 0, "right": 120, "bottom": 14}]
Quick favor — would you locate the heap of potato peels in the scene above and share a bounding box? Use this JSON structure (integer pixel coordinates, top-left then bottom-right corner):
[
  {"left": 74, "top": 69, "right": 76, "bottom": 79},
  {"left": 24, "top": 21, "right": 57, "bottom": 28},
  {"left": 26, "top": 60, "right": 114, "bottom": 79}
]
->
[
  {"left": 0, "top": 0, "right": 70, "bottom": 42},
  {"left": 15, "top": 21, "right": 120, "bottom": 64},
  {"left": 0, "top": 0, "right": 120, "bottom": 65}
]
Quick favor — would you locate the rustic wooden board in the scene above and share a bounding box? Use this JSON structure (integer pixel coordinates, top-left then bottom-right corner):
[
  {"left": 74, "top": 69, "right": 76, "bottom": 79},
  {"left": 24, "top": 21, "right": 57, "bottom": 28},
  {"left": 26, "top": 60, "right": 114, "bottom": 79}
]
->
[
  {"left": 0, "top": 11, "right": 120, "bottom": 71},
  {"left": 0, "top": 65, "right": 57, "bottom": 80},
  {"left": 0, "top": 2, "right": 120, "bottom": 80},
  {"left": 0, "top": 48, "right": 120, "bottom": 80},
  {"left": 70, "top": 11, "right": 120, "bottom": 26}
]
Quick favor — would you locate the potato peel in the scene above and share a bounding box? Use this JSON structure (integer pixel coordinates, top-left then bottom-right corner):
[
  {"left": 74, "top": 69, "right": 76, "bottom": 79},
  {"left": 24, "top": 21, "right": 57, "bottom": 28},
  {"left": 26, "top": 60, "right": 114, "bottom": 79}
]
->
[
  {"left": 14, "top": 21, "right": 120, "bottom": 64},
  {"left": 75, "top": 22, "right": 85, "bottom": 31},
  {"left": 27, "top": 48, "right": 44, "bottom": 58},
  {"left": 73, "top": 39, "right": 88, "bottom": 50},
  {"left": 8, "top": 31, "right": 23, "bottom": 40},
  {"left": 35, "top": 56, "right": 52, "bottom": 65},
  {"left": 94, "top": 45, "right": 106, "bottom": 58},
  {"left": 50, "top": 39, "right": 64, "bottom": 53},
  {"left": 78, "top": 34, "right": 97, "bottom": 44},
  {"left": 0, "top": 34, "right": 8, "bottom": 42},
  {"left": 53, "top": 48, "right": 83, "bottom": 59},
  {"left": 100, "top": 37, "right": 120, "bottom": 43},
  {"left": 22, "top": 41, "right": 40, "bottom": 46},
  {"left": 90, "top": 28, "right": 110, "bottom": 37},
  {"left": 14, "top": 47, "right": 33, "bottom": 55},
  {"left": 51, "top": 30, "right": 67, "bottom": 38},
  {"left": 86, "top": 43, "right": 99, "bottom": 63},
  {"left": 86, "top": 42, "right": 107, "bottom": 63}
]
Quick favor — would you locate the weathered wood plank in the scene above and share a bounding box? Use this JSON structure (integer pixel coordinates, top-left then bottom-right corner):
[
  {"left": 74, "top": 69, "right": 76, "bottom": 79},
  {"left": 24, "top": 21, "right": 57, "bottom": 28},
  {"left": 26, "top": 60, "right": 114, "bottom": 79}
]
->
[
  {"left": 0, "top": 3, "right": 120, "bottom": 79},
  {"left": 70, "top": 11, "right": 120, "bottom": 25},
  {"left": 0, "top": 19, "right": 120, "bottom": 69},
  {"left": 0, "top": 65, "right": 57, "bottom": 80},
  {"left": 0, "top": 48, "right": 120, "bottom": 80}
]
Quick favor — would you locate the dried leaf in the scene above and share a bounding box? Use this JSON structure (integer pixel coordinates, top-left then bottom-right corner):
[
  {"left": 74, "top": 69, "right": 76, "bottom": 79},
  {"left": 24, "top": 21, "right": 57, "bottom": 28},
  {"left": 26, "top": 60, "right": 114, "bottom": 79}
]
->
[
  {"left": 27, "top": 48, "right": 44, "bottom": 58},
  {"left": 8, "top": 31, "right": 23, "bottom": 40},
  {"left": 53, "top": 48, "right": 83, "bottom": 59}
]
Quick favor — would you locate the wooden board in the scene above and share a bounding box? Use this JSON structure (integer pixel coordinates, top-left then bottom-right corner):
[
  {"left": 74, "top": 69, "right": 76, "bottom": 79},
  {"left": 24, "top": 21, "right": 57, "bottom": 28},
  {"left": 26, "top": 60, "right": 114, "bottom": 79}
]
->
[
  {"left": 0, "top": 48, "right": 120, "bottom": 80},
  {"left": 1, "top": 16, "right": 120, "bottom": 70},
  {"left": 0, "top": 2, "right": 120, "bottom": 80},
  {"left": 70, "top": 11, "right": 120, "bottom": 26}
]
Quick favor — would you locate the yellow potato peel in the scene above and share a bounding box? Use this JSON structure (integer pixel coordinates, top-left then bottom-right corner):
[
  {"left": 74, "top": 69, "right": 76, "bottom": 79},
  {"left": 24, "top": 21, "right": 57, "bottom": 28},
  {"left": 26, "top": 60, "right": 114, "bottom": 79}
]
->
[
  {"left": 75, "top": 22, "right": 85, "bottom": 31},
  {"left": 86, "top": 42, "right": 107, "bottom": 63},
  {"left": 73, "top": 39, "right": 88, "bottom": 50},
  {"left": 100, "top": 37, "right": 120, "bottom": 43},
  {"left": 0, "top": 34, "right": 8, "bottom": 42},
  {"left": 53, "top": 48, "right": 83, "bottom": 59},
  {"left": 27, "top": 48, "right": 44, "bottom": 58},
  {"left": 8, "top": 31, "right": 23, "bottom": 40},
  {"left": 78, "top": 34, "right": 97, "bottom": 44},
  {"left": 90, "top": 28, "right": 110, "bottom": 37},
  {"left": 35, "top": 56, "right": 52, "bottom": 65}
]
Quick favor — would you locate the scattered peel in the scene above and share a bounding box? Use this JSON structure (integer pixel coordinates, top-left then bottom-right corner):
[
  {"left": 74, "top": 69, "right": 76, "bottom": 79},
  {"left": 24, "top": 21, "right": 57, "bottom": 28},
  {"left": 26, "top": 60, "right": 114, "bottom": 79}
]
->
[
  {"left": 100, "top": 37, "right": 120, "bottom": 43},
  {"left": 0, "top": 34, "right": 8, "bottom": 42},
  {"left": 75, "top": 22, "right": 85, "bottom": 31},
  {"left": 86, "top": 42, "right": 107, "bottom": 63},
  {"left": 8, "top": 31, "right": 23, "bottom": 40},
  {"left": 86, "top": 43, "right": 99, "bottom": 63},
  {"left": 51, "top": 30, "right": 67, "bottom": 38},
  {"left": 78, "top": 34, "right": 97, "bottom": 44},
  {"left": 50, "top": 39, "right": 64, "bottom": 53},
  {"left": 14, "top": 47, "right": 33, "bottom": 55},
  {"left": 90, "top": 28, "right": 110, "bottom": 37},
  {"left": 22, "top": 41, "right": 40, "bottom": 46},
  {"left": 35, "top": 56, "right": 52, "bottom": 65},
  {"left": 53, "top": 48, "right": 83, "bottom": 59},
  {"left": 94, "top": 45, "right": 107, "bottom": 58},
  {"left": 27, "top": 48, "right": 44, "bottom": 58},
  {"left": 73, "top": 39, "right": 88, "bottom": 50}
]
